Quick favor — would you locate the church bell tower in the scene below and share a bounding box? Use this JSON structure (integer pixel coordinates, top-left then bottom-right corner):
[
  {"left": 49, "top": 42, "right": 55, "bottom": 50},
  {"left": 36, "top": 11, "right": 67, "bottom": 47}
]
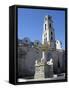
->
[{"left": 42, "top": 15, "right": 56, "bottom": 49}]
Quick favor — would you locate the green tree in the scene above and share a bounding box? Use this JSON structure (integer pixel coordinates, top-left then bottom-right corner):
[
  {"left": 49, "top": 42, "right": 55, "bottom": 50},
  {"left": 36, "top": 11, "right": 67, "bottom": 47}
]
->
[{"left": 41, "top": 43, "right": 50, "bottom": 52}]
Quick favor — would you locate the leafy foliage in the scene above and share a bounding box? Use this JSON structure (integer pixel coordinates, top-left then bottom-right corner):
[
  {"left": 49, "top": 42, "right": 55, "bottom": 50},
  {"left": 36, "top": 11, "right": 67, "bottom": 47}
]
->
[{"left": 41, "top": 43, "right": 50, "bottom": 52}]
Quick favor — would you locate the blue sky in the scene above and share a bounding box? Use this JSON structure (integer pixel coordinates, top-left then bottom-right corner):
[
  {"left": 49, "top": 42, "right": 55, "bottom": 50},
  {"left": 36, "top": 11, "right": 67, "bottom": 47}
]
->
[{"left": 18, "top": 8, "right": 65, "bottom": 49}]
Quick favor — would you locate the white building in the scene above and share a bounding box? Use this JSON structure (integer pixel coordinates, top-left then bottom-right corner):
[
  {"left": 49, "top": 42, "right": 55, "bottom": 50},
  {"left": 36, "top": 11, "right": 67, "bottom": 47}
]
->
[
  {"left": 42, "top": 15, "right": 56, "bottom": 49},
  {"left": 56, "top": 40, "right": 62, "bottom": 50}
]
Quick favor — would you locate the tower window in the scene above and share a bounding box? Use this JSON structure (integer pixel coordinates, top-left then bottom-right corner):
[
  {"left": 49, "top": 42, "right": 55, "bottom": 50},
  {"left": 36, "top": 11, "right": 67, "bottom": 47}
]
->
[
  {"left": 44, "top": 33, "right": 47, "bottom": 37},
  {"left": 49, "top": 23, "right": 51, "bottom": 28},
  {"left": 51, "top": 31, "right": 53, "bottom": 35},
  {"left": 45, "top": 24, "right": 46, "bottom": 30},
  {"left": 46, "top": 38, "right": 47, "bottom": 41},
  {"left": 48, "top": 16, "right": 51, "bottom": 20},
  {"left": 46, "top": 33, "right": 47, "bottom": 35},
  {"left": 51, "top": 37, "right": 53, "bottom": 40}
]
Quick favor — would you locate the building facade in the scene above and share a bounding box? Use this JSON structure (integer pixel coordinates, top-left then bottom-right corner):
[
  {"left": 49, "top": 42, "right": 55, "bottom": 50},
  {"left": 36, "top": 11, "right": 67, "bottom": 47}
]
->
[
  {"left": 42, "top": 15, "right": 56, "bottom": 49},
  {"left": 18, "top": 15, "right": 65, "bottom": 79}
]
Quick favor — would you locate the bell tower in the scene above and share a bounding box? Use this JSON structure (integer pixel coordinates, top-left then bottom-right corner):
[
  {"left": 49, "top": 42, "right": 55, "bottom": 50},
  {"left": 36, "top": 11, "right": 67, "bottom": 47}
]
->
[{"left": 42, "top": 15, "right": 56, "bottom": 49}]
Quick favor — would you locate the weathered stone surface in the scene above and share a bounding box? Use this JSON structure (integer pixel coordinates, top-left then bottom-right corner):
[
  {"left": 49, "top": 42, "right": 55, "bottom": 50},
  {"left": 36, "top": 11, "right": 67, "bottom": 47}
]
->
[
  {"left": 18, "top": 46, "right": 65, "bottom": 79},
  {"left": 34, "top": 59, "right": 45, "bottom": 79},
  {"left": 18, "top": 46, "right": 42, "bottom": 78},
  {"left": 34, "top": 65, "right": 45, "bottom": 79},
  {"left": 45, "top": 64, "right": 53, "bottom": 78},
  {"left": 46, "top": 50, "right": 65, "bottom": 74}
]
